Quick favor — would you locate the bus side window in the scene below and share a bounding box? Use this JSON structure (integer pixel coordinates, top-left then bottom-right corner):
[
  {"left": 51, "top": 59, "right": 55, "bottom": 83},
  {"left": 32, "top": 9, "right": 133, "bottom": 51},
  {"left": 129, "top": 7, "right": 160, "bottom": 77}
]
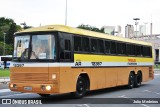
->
[
  {"left": 74, "top": 36, "right": 82, "bottom": 51},
  {"left": 111, "top": 41, "right": 116, "bottom": 54},
  {"left": 59, "top": 32, "right": 73, "bottom": 62},
  {"left": 91, "top": 39, "right": 98, "bottom": 53},
  {"left": 105, "top": 40, "right": 111, "bottom": 54},
  {"left": 97, "top": 39, "right": 104, "bottom": 53},
  {"left": 82, "top": 37, "right": 89, "bottom": 52},
  {"left": 60, "top": 39, "right": 71, "bottom": 60},
  {"left": 65, "top": 39, "right": 71, "bottom": 59}
]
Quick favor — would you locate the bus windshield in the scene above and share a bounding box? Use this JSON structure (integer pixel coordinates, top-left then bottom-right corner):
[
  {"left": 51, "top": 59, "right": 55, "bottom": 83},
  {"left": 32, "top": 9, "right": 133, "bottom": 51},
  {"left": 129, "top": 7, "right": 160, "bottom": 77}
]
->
[{"left": 13, "top": 34, "right": 56, "bottom": 61}]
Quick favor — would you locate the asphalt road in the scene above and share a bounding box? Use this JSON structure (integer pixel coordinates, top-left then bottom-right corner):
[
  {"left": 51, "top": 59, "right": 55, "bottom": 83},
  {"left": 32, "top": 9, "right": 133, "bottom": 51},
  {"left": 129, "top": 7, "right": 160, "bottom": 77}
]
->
[{"left": 0, "top": 70, "right": 160, "bottom": 107}]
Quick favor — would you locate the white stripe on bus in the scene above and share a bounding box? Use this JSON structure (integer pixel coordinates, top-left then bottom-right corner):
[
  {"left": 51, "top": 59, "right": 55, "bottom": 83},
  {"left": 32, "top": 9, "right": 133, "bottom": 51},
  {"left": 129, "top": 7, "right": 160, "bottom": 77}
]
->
[{"left": 10, "top": 62, "right": 154, "bottom": 67}]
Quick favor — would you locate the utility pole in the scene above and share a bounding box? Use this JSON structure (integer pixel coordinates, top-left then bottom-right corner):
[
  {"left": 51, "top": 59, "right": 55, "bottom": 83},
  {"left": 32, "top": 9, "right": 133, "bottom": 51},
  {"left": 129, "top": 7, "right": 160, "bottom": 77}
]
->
[{"left": 3, "top": 33, "right": 6, "bottom": 56}]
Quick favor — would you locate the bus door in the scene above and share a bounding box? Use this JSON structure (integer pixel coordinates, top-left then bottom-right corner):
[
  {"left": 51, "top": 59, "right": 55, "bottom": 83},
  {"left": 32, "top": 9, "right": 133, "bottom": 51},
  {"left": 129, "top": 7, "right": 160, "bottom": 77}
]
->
[
  {"left": 58, "top": 32, "right": 74, "bottom": 92},
  {"left": 58, "top": 32, "right": 73, "bottom": 62}
]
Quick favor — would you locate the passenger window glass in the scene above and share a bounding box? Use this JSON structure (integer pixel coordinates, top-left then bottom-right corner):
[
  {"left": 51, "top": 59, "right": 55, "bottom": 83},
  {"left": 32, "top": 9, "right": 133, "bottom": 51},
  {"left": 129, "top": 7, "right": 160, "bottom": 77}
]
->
[
  {"left": 111, "top": 41, "right": 116, "bottom": 54},
  {"left": 65, "top": 40, "right": 71, "bottom": 51},
  {"left": 60, "top": 38, "right": 71, "bottom": 60},
  {"left": 122, "top": 43, "right": 126, "bottom": 55},
  {"left": 98, "top": 40, "right": 104, "bottom": 53},
  {"left": 105, "top": 41, "right": 111, "bottom": 54},
  {"left": 91, "top": 39, "right": 98, "bottom": 52},
  {"left": 74, "top": 36, "right": 82, "bottom": 51},
  {"left": 82, "top": 37, "right": 89, "bottom": 52}
]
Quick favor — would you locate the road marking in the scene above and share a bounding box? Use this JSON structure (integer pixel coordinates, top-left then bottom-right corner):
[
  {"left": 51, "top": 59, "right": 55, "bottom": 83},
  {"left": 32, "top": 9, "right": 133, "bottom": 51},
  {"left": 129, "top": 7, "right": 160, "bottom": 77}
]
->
[
  {"left": 0, "top": 93, "right": 32, "bottom": 98},
  {"left": 154, "top": 74, "right": 160, "bottom": 75},
  {"left": 144, "top": 90, "right": 160, "bottom": 95},
  {"left": 77, "top": 104, "right": 90, "bottom": 107},
  {"left": 0, "top": 79, "right": 10, "bottom": 83},
  {"left": 0, "top": 89, "right": 10, "bottom": 93},
  {"left": 118, "top": 95, "right": 128, "bottom": 98},
  {"left": 141, "top": 104, "right": 150, "bottom": 107}
]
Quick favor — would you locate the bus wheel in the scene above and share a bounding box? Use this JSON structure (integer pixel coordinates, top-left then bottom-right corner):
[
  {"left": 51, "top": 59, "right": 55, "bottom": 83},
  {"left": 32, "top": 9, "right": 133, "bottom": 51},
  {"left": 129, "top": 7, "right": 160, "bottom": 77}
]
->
[
  {"left": 39, "top": 94, "right": 50, "bottom": 97},
  {"left": 72, "top": 76, "right": 87, "bottom": 98},
  {"left": 135, "top": 72, "right": 142, "bottom": 88},
  {"left": 128, "top": 72, "right": 135, "bottom": 89}
]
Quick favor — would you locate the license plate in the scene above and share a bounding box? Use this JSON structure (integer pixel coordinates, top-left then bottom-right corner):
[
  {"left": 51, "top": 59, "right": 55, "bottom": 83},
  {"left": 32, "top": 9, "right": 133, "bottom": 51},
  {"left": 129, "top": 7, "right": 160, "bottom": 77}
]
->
[{"left": 24, "top": 86, "right": 32, "bottom": 91}]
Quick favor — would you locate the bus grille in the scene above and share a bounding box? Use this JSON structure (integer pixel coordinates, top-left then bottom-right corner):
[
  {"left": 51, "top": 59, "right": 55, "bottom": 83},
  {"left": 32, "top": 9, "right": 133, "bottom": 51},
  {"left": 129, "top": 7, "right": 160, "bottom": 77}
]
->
[{"left": 11, "top": 73, "right": 48, "bottom": 81}]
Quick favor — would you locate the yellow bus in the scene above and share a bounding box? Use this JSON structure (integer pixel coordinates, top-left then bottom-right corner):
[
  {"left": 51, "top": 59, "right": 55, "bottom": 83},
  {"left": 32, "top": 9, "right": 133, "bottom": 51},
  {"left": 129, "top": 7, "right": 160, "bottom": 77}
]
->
[{"left": 9, "top": 25, "right": 154, "bottom": 98}]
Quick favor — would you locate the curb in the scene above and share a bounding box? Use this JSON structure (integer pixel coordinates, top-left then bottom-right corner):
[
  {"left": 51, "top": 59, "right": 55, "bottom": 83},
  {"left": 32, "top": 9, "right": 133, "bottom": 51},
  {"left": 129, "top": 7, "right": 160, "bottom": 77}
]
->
[
  {"left": 0, "top": 77, "right": 10, "bottom": 84},
  {"left": 154, "top": 69, "right": 160, "bottom": 71}
]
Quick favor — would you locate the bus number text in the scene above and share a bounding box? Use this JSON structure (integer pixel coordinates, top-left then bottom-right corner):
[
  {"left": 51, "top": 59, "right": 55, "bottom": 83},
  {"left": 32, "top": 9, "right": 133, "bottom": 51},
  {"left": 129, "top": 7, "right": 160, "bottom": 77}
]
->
[
  {"left": 91, "top": 62, "right": 102, "bottom": 66},
  {"left": 75, "top": 62, "right": 81, "bottom": 66}
]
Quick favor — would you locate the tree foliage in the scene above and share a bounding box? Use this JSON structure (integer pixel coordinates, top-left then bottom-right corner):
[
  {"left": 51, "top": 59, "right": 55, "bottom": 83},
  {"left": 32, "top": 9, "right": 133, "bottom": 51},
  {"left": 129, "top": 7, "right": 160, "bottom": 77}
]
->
[
  {"left": 0, "top": 41, "right": 13, "bottom": 55},
  {"left": 0, "top": 17, "right": 22, "bottom": 55},
  {"left": 77, "top": 24, "right": 105, "bottom": 33},
  {"left": 21, "top": 22, "right": 32, "bottom": 29}
]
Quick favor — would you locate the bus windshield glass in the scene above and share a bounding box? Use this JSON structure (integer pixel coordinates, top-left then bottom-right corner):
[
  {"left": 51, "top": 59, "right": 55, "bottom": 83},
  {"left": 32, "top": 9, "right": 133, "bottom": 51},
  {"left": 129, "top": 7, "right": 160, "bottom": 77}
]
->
[{"left": 13, "top": 34, "right": 56, "bottom": 61}]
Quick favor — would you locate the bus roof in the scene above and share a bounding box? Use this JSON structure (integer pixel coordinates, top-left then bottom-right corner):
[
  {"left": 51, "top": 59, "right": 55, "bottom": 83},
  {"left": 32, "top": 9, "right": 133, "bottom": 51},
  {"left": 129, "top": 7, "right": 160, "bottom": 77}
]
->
[{"left": 16, "top": 25, "right": 152, "bottom": 46}]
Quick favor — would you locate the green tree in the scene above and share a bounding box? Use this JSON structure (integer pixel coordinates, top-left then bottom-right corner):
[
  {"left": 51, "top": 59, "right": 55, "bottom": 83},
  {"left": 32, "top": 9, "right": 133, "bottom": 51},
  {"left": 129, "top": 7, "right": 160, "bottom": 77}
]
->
[
  {"left": 0, "top": 17, "right": 22, "bottom": 55},
  {"left": 77, "top": 24, "right": 105, "bottom": 33},
  {"left": 6, "top": 23, "right": 17, "bottom": 45},
  {"left": 0, "top": 41, "right": 12, "bottom": 55}
]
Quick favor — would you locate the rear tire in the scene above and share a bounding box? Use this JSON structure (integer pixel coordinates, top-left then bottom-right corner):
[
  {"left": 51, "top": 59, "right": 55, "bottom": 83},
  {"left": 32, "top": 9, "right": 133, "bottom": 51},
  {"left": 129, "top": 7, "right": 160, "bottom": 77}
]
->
[
  {"left": 128, "top": 72, "right": 135, "bottom": 89},
  {"left": 135, "top": 72, "right": 142, "bottom": 88},
  {"left": 71, "top": 76, "right": 87, "bottom": 98}
]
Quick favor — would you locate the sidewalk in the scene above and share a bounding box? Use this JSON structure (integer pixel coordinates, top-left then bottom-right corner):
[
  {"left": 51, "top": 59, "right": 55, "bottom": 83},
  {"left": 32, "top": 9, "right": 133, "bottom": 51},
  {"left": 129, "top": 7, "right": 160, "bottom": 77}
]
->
[{"left": 154, "top": 69, "right": 160, "bottom": 73}]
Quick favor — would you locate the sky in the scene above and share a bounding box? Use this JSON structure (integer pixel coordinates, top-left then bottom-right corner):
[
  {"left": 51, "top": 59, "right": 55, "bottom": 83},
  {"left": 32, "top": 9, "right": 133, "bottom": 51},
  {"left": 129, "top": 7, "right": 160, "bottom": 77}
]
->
[{"left": 1, "top": 0, "right": 160, "bottom": 36}]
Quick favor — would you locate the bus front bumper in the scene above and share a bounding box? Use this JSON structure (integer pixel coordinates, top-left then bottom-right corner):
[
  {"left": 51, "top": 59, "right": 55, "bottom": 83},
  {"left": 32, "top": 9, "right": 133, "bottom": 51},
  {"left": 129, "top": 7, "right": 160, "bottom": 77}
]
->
[{"left": 9, "top": 82, "right": 59, "bottom": 94}]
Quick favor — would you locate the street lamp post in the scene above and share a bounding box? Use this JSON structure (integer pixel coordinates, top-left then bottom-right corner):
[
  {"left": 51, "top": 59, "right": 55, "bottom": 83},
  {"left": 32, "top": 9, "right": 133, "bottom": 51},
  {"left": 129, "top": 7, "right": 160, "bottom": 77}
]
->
[
  {"left": 133, "top": 18, "right": 140, "bottom": 39},
  {"left": 3, "top": 33, "right": 6, "bottom": 56},
  {"left": 65, "top": 0, "right": 68, "bottom": 25}
]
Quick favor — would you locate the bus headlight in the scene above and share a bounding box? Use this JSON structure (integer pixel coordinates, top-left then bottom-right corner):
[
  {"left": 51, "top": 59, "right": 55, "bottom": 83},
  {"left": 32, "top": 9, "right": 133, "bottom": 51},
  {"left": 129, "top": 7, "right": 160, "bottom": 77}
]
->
[
  {"left": 45, "top": 85, "right": 51, "bottom": 91},
  {"left": 10, "top": 84, "right": 17, "bottom": 88},
  {"left": 10, "top": 84, "right": 13, "bottom": 88},
  {"left": 52, "top": 74, "right": 57, "bottom": 79}
]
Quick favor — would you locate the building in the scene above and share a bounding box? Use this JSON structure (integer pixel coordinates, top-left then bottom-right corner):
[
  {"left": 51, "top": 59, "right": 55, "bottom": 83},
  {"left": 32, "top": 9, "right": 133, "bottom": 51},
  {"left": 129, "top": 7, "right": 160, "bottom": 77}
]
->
[
  {"left": 102, "top": 26, "right": 115, "bottom": 35},
  {"left": 144, "top": 35, "right": 160, "bottom": 63},
  {"left": 132, "top": 34, "right": 160, "bottom": 63},
  {"left": 139, "top": 25, "right": 146, "bottom": 36},
  {"left": 115, "top": 25, "right": 122, "bottom": 36},
  {"left": 134, "top": 31, "right": 142, "bottom": 37},
  {"left": 125, "top": 24, "right": 134, "bottom": 38}
]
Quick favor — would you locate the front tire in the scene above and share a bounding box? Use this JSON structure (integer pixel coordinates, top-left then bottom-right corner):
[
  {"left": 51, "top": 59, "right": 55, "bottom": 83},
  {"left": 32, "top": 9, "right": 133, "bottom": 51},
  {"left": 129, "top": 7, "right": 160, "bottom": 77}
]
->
[
  {"left": 72, "top": 76, "right": 87, "bottom": 98},
  {"left": 128, "top": 72, "right": 135, "bottom": 89}
]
